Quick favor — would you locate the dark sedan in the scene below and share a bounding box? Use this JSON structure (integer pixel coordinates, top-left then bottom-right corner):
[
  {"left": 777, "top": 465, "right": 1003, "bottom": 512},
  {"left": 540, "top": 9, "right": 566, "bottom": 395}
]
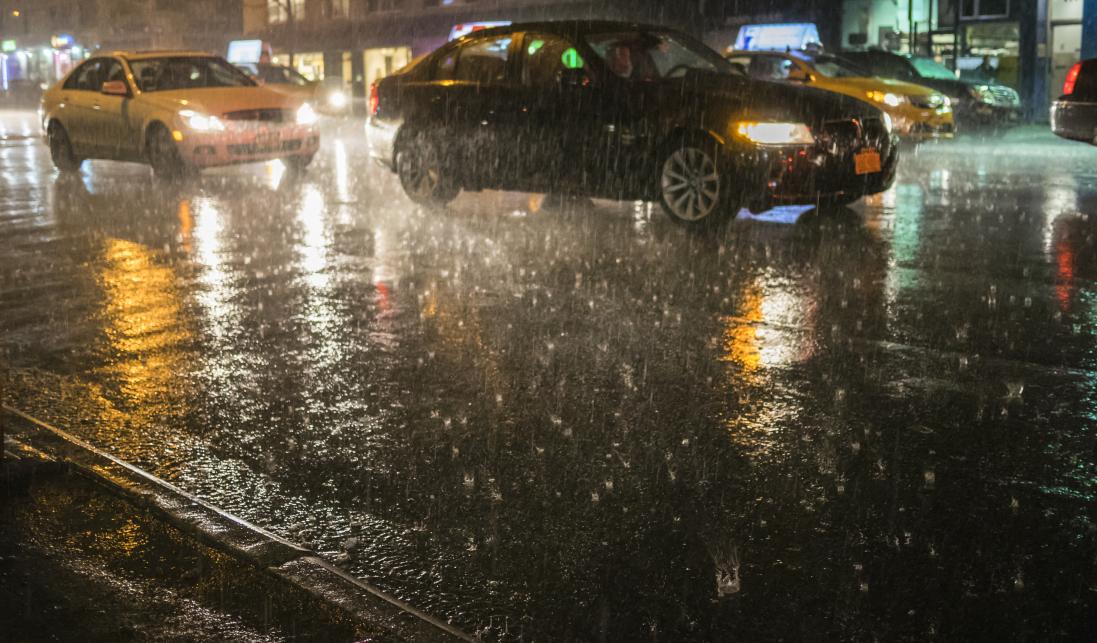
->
[
  {"left": 1052, "top": 59, "right": 1097, "bottom": 145},
  {"left": 368, "top": 21, "right": 898, "bottom": 225},
  {"left": 841, "top": 50, "right": 1021, "bottom": 130}
]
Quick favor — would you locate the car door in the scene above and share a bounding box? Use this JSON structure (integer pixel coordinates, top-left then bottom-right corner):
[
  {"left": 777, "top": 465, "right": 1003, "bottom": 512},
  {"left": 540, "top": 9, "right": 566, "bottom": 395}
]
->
[
  {"left": 441, "top": 32, "right": 520, "bottom": 190},
  {"left": 512, "top": 31, "right": 604, "bottom": 192},
  {"left": 87, "top": 58, "right": 138, "bottom": 160},
  {"left": 59, "top": 59, "right": 105, "bottom": 154}
]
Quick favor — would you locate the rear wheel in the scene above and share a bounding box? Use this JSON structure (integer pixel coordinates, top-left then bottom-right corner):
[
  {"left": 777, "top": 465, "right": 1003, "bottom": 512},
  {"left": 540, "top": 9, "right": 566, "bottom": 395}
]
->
[
  {"left": 396, "top": 131, "right": 459, "bottom": 207},
  {"left": 147, "top": 125, "right": 191, "bottom": 179},
  {"left": 658, "top": 137, "right": 730, "bottom": 226},
  {"left": 48, "top": 122, "right": 82, "bottom": 172}
]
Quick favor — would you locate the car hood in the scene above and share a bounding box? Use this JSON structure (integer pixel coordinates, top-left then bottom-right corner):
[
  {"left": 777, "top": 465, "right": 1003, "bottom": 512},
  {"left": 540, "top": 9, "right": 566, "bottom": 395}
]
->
[
  {"left": 138, "top": 86, "right": 305, "bottom": 117},
  {"left": 828, "top": 76, "right": 939, "bottom": 97},
  {"left": 688, "top": 72, "right": 883, "bottom": 126}
]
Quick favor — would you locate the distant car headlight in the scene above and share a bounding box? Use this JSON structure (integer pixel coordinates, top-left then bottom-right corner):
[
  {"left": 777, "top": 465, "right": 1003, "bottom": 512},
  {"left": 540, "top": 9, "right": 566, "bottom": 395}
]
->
[
  {"left": 736, "top": 121, "right": 814, "bottom": 146},
  {"left": 881, "top": 111, "right": 893, "bottom": 134},
  {"left": 970, "top": 85, "right": 995, "bottom": 103},
  {"left": 327, "top": 90, "right": 347, "bottom": 110},
  {"left": 179, "top": 109, "right": 225, "bottom": 132},
  {"left": 297, "top": 102, "right": 319, "bottom": 125},
  {"left": 867, "top": 90, "right": 904, "bottom": 107}
]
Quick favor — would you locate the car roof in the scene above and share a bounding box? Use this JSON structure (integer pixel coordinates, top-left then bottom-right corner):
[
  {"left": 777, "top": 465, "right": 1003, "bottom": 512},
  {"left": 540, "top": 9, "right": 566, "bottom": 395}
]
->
[
  {"left": 108, "top": 51, "right": 218, "bottom": 61},
  {"left": 457, "top": 19, "right": 683, "bottom": 39}
]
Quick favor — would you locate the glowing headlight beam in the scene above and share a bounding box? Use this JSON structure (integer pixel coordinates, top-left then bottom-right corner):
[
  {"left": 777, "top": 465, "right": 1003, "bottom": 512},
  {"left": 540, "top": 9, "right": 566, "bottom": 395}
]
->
[
  {"left": 736, "top": 121, "right": 814, "bottom": 146},
  {"left": 179, "top": 109, "right": 225, "bottom": 132},
  {"left": 297, "top": 102, "right": 319, "bottom": 125}
]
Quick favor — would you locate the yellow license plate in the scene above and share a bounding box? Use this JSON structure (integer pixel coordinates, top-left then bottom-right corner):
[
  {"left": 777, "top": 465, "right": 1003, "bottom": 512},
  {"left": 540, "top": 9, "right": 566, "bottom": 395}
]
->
[{"left": 854, "top": 149, "right": 882, "bottom": 175}]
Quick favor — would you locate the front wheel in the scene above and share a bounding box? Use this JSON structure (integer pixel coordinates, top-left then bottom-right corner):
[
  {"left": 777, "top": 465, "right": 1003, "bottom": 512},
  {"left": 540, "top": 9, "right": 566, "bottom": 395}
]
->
[
  {"left": 48, "top": 123, "right": 82, "bottom": 172},
  {"left": 147, "top": 125, "right": 192, "bottom": 180},
  {"left": 658, "top": 138, "right": 730, "bottom": 226},
  {"left": 395, "top": 132, "right": 459, "bottom": 207},
  {"left": 284, "top": 154, "right": 314, "bottom": 173}
]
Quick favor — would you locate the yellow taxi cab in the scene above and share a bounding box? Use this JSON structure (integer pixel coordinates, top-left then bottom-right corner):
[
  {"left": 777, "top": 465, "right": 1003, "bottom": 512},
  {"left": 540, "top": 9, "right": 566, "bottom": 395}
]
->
[
  {"left": 727, "top": 50, "right": 954, "bottom": 139},
  {"left": 40, "top": 51, "right": 321, "bottom": 177}
]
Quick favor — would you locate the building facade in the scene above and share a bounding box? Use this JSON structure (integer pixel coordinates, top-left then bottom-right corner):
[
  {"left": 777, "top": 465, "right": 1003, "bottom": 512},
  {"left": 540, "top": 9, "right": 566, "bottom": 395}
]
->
[
  {"left": 841, "top": 0, "right": 1097, "bottom": 120},
  {"left": 0, "top": 0, "right": 242, "bottom": 90}
]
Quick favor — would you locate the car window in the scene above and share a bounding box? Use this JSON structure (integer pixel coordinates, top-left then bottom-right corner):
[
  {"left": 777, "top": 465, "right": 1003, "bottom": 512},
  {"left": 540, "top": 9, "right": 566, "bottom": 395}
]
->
[
  {"left": 434, "top": 47, "right": 459, "bottom": 81},
  {"left": 102, "top": 59, "right": 126, "bottom": 85},
  {"left": 806, "top": 54, "right": 869, "bottom": 78},
  {"left": 910, "top": 57, "right": 957, "bottom": 80},
  {"left": 520, "top": 34, "right": 587, "bottom": 88},
  {"left": 586, "top": 30, "right": 729, "bottom": 81},
  {"left": 64, "top": 60, "right": 103, "bottom": 91},
  {"left": 129, "top": 57, "right": 256, "bottom": 92},
  {"left": 454, "top": 35, "right": 512, "bottom": 84},
  {"left": 747, "top": 55, "right": 794, "bottom": 81},
  {"left": 845, "top": 53, "right": 914, "bottom": 80}
]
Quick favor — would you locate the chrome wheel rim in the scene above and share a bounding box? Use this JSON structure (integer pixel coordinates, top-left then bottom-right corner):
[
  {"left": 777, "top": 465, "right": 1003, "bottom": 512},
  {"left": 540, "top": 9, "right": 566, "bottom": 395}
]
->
[
  {"left": 399, "top": 146, "right": 442, "bottom": 201},
  {"left": 661, "top": 147, "right": 720, "bottom": 222}
]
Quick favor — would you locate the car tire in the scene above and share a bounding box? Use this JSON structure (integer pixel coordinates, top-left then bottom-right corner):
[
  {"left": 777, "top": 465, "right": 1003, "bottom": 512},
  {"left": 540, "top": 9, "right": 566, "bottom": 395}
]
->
[
  {"left": 48, "top": 123, "right": 82, "bottom": 172},
  {"left": 395, "top": 130, "right": 459, "bottom": 207},
  {"left": 147, "top": 125, "right": 192, "bottom": 180},
  {"left": 284, "top": 154, "right": 315, "bottom": 173},
  {"left": 657, "top": 135, "right": 731, "bottom": 226}
]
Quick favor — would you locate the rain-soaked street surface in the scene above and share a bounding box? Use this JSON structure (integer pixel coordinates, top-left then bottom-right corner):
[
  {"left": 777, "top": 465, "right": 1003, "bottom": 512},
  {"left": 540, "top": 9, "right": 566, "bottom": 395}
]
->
[{"left": 3, "top": 108, "right": 1097, "bottom": 640}]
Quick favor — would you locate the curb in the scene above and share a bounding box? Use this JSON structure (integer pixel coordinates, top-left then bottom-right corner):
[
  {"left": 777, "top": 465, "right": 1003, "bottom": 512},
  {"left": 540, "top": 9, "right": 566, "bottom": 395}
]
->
[{"left": 2, "top": 404, "right": 476, "bottom": 643}]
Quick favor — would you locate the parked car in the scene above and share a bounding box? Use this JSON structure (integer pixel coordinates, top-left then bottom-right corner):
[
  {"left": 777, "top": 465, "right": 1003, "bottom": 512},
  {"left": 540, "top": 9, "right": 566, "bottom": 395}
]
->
[
  {"left": 235, "top": 62, "right": 349, "bottom": 114},
  {"left": 367, "top": 21, "right": 898, "bottom": 225},
  {"left": 1051, "top": 59, "right": 1097, "bottom": 145},
  {"left": 40, "top": 51, "right": 320, "bottom": 177},
  {"left": 840, "top": 50, "right": 1021, "bottom": 130},
  {"left": 726, "top": 49, "right": 953, "bottom": 140}
]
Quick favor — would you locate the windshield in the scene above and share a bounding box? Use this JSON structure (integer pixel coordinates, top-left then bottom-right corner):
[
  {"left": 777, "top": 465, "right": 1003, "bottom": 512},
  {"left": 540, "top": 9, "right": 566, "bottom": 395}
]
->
[
  {"left": 910, "top": 57, "right": 957, "bottom": 80},
  {"left": 585, "top": 30, "right": 733, "bottom": 81},
  {"left": 130, "top": 57, "right": 256, "bottom": 92},
  {"left": 805, "top": 54, "right": 870, "bottom": 78},
  {"left": 254, "top": 64, "right": 311, "bottom": 86}
]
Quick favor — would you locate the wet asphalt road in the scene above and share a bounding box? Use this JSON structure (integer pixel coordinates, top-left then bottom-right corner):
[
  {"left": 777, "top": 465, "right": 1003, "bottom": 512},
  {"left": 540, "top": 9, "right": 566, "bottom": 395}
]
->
[{"left": 3, "top": 109, "right": 1097, "bottom": 641}]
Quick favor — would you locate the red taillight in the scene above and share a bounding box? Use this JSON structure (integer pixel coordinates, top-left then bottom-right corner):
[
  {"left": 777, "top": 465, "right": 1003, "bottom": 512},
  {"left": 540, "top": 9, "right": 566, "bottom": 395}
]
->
[
  {"left": 1063, "top": 62, "right": 1082, "bottom": 96},
  {"left": 368, "top": 82, "right": 379, "bottom": 117}
]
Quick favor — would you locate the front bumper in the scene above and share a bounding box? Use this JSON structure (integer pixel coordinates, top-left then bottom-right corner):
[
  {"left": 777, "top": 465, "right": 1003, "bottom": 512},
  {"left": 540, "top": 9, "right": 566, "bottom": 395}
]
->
[
  {"left": 176, "top": 124, "right": 320, "bottom": 168},
  {"left": 740, "top": 122, "right": 899, "bottom": 207},
  {"left": 890, "top": 109, "right": 955, "bottom": 140},
  {"left": 954, "top": 101, "right": 1022, "bottom": 127}
]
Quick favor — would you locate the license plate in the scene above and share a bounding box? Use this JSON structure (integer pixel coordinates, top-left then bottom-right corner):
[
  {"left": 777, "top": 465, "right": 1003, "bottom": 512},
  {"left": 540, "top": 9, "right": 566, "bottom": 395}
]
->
[
  {"left": 255, "top": 131, "right": 280, "bottom": 147},
  {"left": 854, "top": 149, "right": 881, "bottom": 175}
]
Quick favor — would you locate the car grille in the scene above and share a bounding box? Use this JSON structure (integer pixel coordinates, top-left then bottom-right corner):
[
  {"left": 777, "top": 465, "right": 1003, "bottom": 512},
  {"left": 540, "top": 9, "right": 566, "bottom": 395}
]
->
[
  {"left": 228, "top": 139, "right": 302, "bottom": 155},
  {"left": 909, "top": 94, "right": 945, "bottom": 109},
  {"left": 815, "top": 117, "right": 889, "bottom": 153},
  {"left": 223, "top": 108, "right": 286, "bottom": 122}
]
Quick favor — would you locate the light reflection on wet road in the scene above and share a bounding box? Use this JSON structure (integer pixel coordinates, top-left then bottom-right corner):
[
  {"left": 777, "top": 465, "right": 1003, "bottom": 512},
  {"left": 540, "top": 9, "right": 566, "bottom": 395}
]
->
[{"left": 3, "top": 110, "right": 1097, "bottom": 640}]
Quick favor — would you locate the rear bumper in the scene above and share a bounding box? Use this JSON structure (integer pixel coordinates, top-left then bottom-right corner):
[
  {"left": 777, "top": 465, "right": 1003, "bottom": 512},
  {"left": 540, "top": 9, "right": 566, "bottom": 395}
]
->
[
  {"left": 177, "top": 124, "right": 320, "bottom": 168},
  {"left": 1051, "top": 100, "right": 1097, "bottom": 144},
  {"left": 367, "top": 117, "right": 399, "bottom": 171}
]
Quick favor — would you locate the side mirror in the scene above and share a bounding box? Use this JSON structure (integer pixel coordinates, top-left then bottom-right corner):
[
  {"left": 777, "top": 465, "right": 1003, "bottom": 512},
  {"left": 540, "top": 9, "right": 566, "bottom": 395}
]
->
[
  {"left": 101, "top": 80, "right": 128, "bottom": 96},
  {"left": 557, "top": 67, "right": 591, "bottom": 89}
]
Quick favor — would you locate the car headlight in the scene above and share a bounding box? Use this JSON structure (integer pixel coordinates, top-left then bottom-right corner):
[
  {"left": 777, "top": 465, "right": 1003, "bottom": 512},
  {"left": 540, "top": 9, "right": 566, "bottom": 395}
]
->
[
  {"left": 327, "top": 90, "right": 347, "bottom": 109},
  {"left": 736, "top": 121, "right": 814, "bottom": 146},
  {"left": 970, "top": 85, "right": 995, "bottom": 103},
  {"left": 881, "top": 111, "right": 893, "bottom": 134},
  {"left": 179, "top": 109, "right": 225, "bottom": 132},
  {"left": 866, "top": 90, "right": 905, "bottom": 108},
  {"left": 297, "top": 102, "right": 319, "bottom": 125}
]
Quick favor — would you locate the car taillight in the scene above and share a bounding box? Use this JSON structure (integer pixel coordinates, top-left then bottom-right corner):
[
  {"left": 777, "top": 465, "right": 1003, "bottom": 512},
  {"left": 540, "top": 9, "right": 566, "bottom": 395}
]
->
[
  {"left": 1063, "top": 62, "right": 1082, "bottom": 96},
  {"left": 368, "top": 82, "right": 379, "bottom": 117}
]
